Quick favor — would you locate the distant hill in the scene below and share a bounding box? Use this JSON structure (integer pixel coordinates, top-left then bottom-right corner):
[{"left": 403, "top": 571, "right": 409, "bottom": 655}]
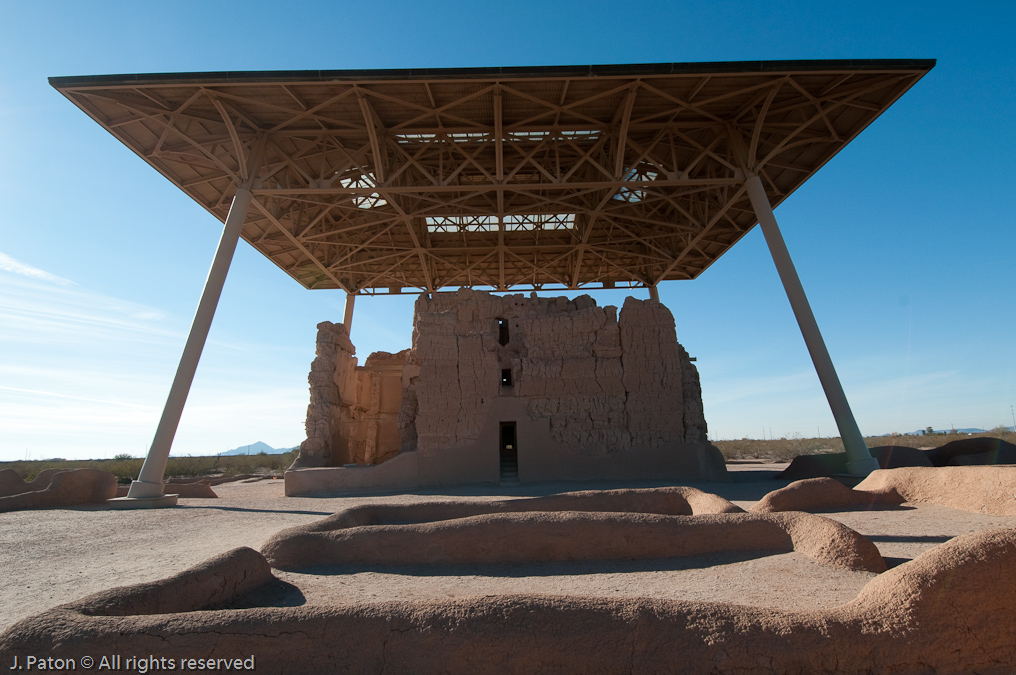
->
[
  {"left": 891, "top": 427, "right": 1015, "bottom": 437},
  {"left": 218, "top": 442, "right": 295, "bottom": 456}
]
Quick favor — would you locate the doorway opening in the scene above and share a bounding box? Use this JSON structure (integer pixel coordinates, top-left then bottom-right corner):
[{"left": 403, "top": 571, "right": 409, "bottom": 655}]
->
[{"left": 499, "top": 421, "right": 518, "bottom": 484}]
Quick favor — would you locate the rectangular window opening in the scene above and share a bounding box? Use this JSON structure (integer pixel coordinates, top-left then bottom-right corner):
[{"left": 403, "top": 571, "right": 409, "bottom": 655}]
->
[{"left": 501, "top": 368, "right": 513, "bottom": 387}]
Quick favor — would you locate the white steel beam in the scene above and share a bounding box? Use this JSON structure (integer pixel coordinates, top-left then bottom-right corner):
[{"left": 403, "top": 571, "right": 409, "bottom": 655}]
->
[
  {"left": 744, "top": 173, "right": 878, "bottom": 477},
  {"left": 343, "top": 291, "right": 355, "bottom": 329},
  {"left": 116, "top": 186, "right": 255, "bottom": 506}
]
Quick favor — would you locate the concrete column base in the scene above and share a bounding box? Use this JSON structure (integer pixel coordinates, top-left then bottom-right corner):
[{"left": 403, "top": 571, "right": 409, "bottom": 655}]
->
[
  {"left": 846, "top": 456, "right": 881, "bottom": 477},
  {"left": 108, "top": 494, "right": 179, "bottom": 509}
]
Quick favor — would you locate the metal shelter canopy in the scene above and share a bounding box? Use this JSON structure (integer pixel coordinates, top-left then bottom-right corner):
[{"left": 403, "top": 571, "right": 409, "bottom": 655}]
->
[{"left": 50, "top": 59, "right": 934, "bottom": 295}]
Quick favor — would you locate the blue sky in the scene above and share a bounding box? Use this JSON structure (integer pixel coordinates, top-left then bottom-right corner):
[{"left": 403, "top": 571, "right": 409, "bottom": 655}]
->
[{"left": 1, "top": 1, "right": 1013, "bottom": 460}]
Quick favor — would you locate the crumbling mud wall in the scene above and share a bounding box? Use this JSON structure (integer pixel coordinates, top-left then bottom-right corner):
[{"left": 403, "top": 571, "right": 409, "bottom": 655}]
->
[
  {"left": 294, "top": 322, "right": 408, "bottom": 468},
  {"left": 290, "top": 289, "right": 725, "bottom": 491},
  {"left": 410, "top": 290, "right": 708, "bottom": 455}
]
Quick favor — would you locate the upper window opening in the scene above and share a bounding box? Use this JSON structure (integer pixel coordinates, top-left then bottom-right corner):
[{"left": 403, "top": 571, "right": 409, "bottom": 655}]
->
[
  {"left": 501, "top": 368, "right": 513, "bottom": 387},
  {"left": 498, "top": 318, "right": 509, "bottom": 346}
]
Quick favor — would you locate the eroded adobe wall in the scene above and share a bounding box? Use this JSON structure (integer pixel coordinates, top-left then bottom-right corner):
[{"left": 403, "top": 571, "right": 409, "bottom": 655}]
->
[
  {"left": 409, "top": 289, "right": 710, "bottom": 459},
  {"left": 295, "top": 322, "right": 354, "bottom": 468},
  {"left": 294, "top": 322, "right": 407, "bottom": 468},
  {"left": 295, "top": 289, "right": 721, "bottom": 483}
]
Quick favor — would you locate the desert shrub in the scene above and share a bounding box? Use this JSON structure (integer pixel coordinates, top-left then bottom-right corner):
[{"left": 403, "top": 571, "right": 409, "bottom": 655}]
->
[
  {"left": 112, "top": 453, "right": 134, "bottom": 461},
  {"left": 714, "top": 429, "right": 1016, "bottom": 462},
  {"left": 101, "top": 458, "right": 144, "bottom": 483},
  {"left": 713, "top": 437, "right": 843, "bottom": 461},
  {"left": 0, "top": 450, "right": 299, "bottom": 484}
]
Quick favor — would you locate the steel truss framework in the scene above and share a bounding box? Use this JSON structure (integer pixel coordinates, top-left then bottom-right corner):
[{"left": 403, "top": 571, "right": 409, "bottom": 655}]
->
[{"left": 51, "top": 60, "right": 933, "bottom": 295}]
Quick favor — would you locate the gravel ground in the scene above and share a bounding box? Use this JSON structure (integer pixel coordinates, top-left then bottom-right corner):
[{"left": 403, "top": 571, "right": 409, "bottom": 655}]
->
[{"left": 3, "top": 465, "right": 1015, "bottom": 633}]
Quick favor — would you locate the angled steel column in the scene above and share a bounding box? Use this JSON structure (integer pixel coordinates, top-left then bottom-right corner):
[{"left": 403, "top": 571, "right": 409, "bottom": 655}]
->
[
  {"left": 648, "top": 285, "right": 660, "bottom": 302},
  {"left": 343, "top": 292, "right": 355, "bottom": 329},
  {"left": 744, "top": 174, "right": 878, "bottom": 476},
  {"left": 119, "top": 187, "right": 254, "bottom": 504}
]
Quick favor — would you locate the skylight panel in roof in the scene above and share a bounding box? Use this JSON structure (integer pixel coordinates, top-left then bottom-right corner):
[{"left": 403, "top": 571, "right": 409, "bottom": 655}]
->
[
  {"left": 338, "top": 173, "right": 386, "bottom": 209},
  {"left": 507, "top": 130, "right": 549, "bottom": 141},
  {"left": 425, "top": 213, "right": 575, "bottom": 233},
  {"left": 396, "top": 130, "right": 599, "bottom": 145},
  {"left": 426, "top": 215, "right": 498, "bottom": 233},
  {"left": 395, "top": 133, "right": 437, "bottom": 144},
  {"left": 558, "top": 129, "right": 600, "bottom": 140},
  {"left": 613, "top": 165, "right": 659, "bottom": 203},
  {"left": 503, "top": 213, "right": 575, "bottom": 231}
]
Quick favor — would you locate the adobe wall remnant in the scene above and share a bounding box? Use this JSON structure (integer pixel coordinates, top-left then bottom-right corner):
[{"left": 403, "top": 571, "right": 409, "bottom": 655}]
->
[
  {"left": 855, "top": 466, "right": 1016, "bottom": 516},
  {"left": 290, "top": 289, "right": 726, "bottom": 493},
  {"left": 8, "top": 528, "right": 1016, "bottom": 673},
  {"left": 262, "top": 505, "right": 885, "bottom": 573},
  {"left": 751, "top": 477, "right": 905, "bottom": 513},
  {"left": 756, "top": 467, "right": 1016, "bottom": 516},
  {"left": 0, "top": 469, "right": 118, "bottom": 513},
  {"left": 296, "top": 322, "right": 409, "bottom": 468}
]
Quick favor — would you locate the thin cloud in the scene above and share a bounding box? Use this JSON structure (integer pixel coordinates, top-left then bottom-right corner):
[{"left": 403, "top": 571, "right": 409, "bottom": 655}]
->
[
  {"left": 0, "top": 251, "right": 75, "bottom": 285},
  {"left": 0, "top": 384, "right": 156, "bottom": 410},
  {"left": 0, "top": 273, "right": 179, "bottom": 345}
]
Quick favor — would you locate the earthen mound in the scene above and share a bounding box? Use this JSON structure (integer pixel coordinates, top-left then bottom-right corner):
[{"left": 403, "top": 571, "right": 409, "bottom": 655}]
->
[
  {"left": 856, "top": 466, "right": 1016, "bottom": 516},
  {"left": 290, "top": 486, "right": 741, "bottom": 535},
  {"left": 776, "top": 445, "right": 931, "bottom": 480},
  {"left": 925, "top": 436, "right": 1016, "bottom": 466},
  {"left": 263, "top": 510, "right": 884, "bottom": 573},
  {"left": 0, "top": 469, "right": 117, "bottom": 512},
  {"left": 751, "top": 477, "right": 904, "bottom": 513},
  {"left": 4, "top": 529, "right": 1016, "bottom": 674},
  {"left": 261, "top": 487, "right": 881, "bottom": 573},
  {"left": 71, "top": 546, "right": 272, "bottom": 617}
]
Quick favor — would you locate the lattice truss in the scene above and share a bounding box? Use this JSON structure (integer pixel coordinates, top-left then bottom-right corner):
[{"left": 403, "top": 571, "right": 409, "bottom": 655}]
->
[{"left": 53, "top": 62, "right": 931, "bottom": 293}]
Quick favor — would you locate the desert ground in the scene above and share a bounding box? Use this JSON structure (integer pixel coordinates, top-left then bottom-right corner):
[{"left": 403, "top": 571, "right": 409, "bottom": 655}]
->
[{"left": 3, "top": 462, "right": 1015, "bottom": 636}]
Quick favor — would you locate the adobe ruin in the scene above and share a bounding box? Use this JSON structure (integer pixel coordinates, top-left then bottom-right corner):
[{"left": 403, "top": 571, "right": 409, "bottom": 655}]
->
[{"left": 287, "top": 290, "right": 727, "bottom": 494}]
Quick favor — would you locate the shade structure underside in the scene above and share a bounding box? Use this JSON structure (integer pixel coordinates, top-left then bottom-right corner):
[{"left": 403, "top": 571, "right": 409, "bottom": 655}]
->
[{"left": 51, "top": 60, "right": 933, "bottom": 294}]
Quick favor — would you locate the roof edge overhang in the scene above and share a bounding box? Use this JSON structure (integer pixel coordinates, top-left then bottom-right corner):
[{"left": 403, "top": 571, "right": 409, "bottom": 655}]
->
[{"left": 49, "top": 58, "right": 936, "bottom": 89}]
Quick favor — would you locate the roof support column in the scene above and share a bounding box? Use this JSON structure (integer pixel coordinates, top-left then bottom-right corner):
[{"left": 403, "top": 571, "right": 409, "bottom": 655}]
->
[
  {"left": 343, "top": 292, "right": 355, "bottom": 330},
  {"left": 648, "top": 285, "right": 660, "bottom": 303},
  {"left": 744, "top": 174, "right": 878, "bottom": 477},
  {"left": 114, "top": 186, "right": 254, "bottom": 507}
]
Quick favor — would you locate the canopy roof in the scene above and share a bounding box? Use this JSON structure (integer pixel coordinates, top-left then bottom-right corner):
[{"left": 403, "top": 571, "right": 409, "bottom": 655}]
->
[{"left": 51, "top": 60, "right": 934, "bottom": 294}]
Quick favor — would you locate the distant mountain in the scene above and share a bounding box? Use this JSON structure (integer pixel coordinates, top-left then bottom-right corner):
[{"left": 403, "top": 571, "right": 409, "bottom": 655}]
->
[
  {"left": 890, "top": 427, "right": 1014, "bottom": 437},
  {"left": 218, "top": 442, "right": 295, "bottom": 456}
]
